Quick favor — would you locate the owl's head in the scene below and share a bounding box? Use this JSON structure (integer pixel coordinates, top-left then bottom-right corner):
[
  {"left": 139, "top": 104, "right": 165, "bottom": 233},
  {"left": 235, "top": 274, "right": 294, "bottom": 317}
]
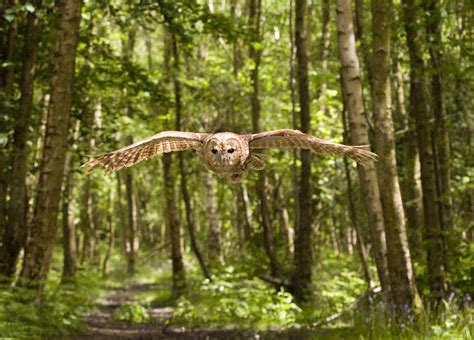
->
[{"left": 204, "top": 132, "right": 249, "bottom": 170}]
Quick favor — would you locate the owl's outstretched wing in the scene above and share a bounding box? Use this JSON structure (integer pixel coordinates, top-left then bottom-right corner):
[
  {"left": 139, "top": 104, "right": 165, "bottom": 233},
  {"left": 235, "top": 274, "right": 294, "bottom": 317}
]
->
[
  {"left": 83, "top": 131, "right": 209, "bottom": 174},
  {"left": 248, "top": 129, "right": 377, "bottom": 163}
]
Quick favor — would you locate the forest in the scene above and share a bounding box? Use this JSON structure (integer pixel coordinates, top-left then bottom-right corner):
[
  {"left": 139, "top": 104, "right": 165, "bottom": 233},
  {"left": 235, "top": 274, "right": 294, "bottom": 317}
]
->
[{"left": 0, "top": 0, "right": 472, "bottom": 338}]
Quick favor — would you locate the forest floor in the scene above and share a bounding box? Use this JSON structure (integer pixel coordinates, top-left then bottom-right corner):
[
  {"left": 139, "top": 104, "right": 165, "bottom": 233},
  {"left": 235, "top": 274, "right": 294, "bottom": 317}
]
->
[{"left": 79, "top": 280, "right": 354, "bottom": 339}]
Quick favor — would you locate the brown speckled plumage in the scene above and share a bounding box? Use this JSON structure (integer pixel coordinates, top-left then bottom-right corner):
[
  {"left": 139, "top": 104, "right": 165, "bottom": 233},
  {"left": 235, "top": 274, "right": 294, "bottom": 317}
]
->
[{"left": 82, "top": 129, "right": 377, "bottom": 181}]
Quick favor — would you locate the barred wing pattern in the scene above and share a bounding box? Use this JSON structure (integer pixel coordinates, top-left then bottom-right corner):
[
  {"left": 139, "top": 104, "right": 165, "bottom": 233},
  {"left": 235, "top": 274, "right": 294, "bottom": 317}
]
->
[
  {"left": 83, "top": 131, "right": 208, "bottom": 174},
  {"left": 249, "top": 129, "right": 377, "bottom": 163}
]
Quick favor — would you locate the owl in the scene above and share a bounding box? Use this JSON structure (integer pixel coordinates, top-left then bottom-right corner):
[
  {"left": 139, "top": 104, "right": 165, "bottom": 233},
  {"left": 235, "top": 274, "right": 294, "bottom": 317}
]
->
[{"left": 83, "top": 129, "right": 377, "bottom": 182}]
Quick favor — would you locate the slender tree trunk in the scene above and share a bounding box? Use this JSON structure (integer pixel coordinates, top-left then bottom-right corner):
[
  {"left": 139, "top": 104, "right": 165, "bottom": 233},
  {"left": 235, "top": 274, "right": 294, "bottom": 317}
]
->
[
  {"left": 402, "top": 0, "right": 446, "bottom": 301},
  {"left": 395, "top": 57, "right": 424, "bottom": 260},
  {"left": 163, "top": 154, "right": 186, "bottom": 295},
  {"left": 19, "top": 0, "right": 82, "bottom": 291},
  {"left": 0, "top": 0, "right": 41, "bottom": 281},
  {"left": 248, "top": 0, "right": 280, "bottom": 278},
  {"left": 317, "top": 0, "right": 330, "bottom": 115},
  {"left": 164, "top": 32, "right": 186, "bottom": 296},
  {"left": 102, "top": 190, "right": 114, "bottom": 278},
  {"left": 79, "top": 178, "right": 93, "bottom": 263},
  {"left": 425, "top": 0, "right": 452, "bottom": 275},
  {"left": 354, "top": 0, "right": 371, "bottom": 85},
  {"left": 342, "top": 109, "right": 373, "bottom": 288},
  {"left": 204, "top": 173, "right": 223, "bottom": 264},
  {"left": 124, "top": 169, "right": 138, "bottom": 275},
  {"left": 179, "top": 156, "right": 211, "bottom": 279},
  {"left": 239, "top": 182, "right": 253, "bottom": 241},
  {"left": 116, "top": 174, "right": 128, "bottom": 257},
  {"left": 336, "top": 0, "right": 392, "bottom": 304},
  {"left": 0, "top": 0, "right": 16, "bottom": 95},
  {"left": 61, "top": 120, "right": 80, "bottom": 283},
  {"left": 371, "top": 0, "right": 419, "bottom": 314},
  {"left": 174, "top": 33, "right": 211, "bottom": 279},
  {"left": 274, "top": 174, "right": 293, "bottom": 256},
  {"left": 0, "top": 0, "right": 17, "bottom": 232},
  {"left": 292, "top": 0, "right": 313, "bottom": 301}
]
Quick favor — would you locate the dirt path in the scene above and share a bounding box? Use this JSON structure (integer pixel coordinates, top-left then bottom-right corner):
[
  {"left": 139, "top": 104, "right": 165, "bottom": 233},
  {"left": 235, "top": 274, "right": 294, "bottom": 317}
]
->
[{"left": 80, "top": 282, "right": 354, "bottom": 339}]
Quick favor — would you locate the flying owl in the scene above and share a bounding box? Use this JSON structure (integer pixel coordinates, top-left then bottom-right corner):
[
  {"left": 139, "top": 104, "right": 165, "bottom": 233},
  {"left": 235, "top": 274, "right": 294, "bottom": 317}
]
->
[{"left": 82, "top": 129, "right": 377, "bottom": 182}]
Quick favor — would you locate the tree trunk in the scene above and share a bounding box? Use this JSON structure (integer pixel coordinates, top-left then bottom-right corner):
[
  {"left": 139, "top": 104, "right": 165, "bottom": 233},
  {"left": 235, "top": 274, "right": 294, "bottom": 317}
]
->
[
  {"left": 173, "top": 31, "right": 211, "bottom": 280},
  {"left": 317, "top": 0, "right": 330, "bottom": 115},
  {"left": 164, "top": 32, "right": 186, "bottom": 296},
  {"left": 425, "top": 0, "right": 452, "bottom": 275},
  {"left": 102, "top": 189, "right": 114, "bottom": 278},
  {"left": 163, "top": 154, "right": 186, "bottom": 295},
  {"left": 335, "top": 0, "right": 392, "bottom": 304},
  {"left": 402, "top": 0, "right": 446, "bottom": 301},
  {"left": 61, "top": 120, "right": 80, "bottom": 283},
  {"left": 19, "top": 0, "right": 82, "bottom": 291},
  {"left": 371, "top": 0, "right": 420, "bottom": 314},
  {"left": 116, "top": 174, "right": 128, "bottom": 257},
  {"left": 0, "top": 0, "right": 16, "bottom": 95},
  {"left": 79, "top": 178, "right": 93, "bottom": 263},
  {"left": 239, "top": 182, "right": 253, "bottom": 241},
  {"left": 179, "top": 156, "right": 211, "bottom": 280},
  {"left": 342, "top": 109, "right": 373, "bottom": 288},
  {"left": 248, "top": 0, "right": 280, "bottom": 278},
  {"left": 124, "top": 169, "right": 138, "bottom": 275},
  {"left": 204, "top": 173, "right": 223, "bottom": 264},
  {"left": 354, "top": 0, "right": 371, "bottom": 85},
  {"left": 292, "top": 0, "right": 313, "bottom": 301},
  {"left": 0, "top": 0, "right": 41, "bottom": 282}
]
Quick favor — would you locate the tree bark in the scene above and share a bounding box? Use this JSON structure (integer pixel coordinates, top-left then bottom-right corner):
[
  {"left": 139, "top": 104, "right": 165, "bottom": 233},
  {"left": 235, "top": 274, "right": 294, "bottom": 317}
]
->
[
  {"left": 292, "top": 0, "right": 313, "bottom": 301},
  {"left": 248, "top": 0, "right": 280, "bottom": 278},
  {"left": 317, "top": 0, "right": 330, "bottom": 115},
  {"left": 102, "top": 189, "right": 114, "bottom": 278},
  {"left": 394, "top": 57, "right": 424, "bottom": 261},
  {"left": 124, "top": 169, "right": 138, "bottom": 275},
  {"left": 0, "top": 0, "right": 41, "bottom": 282},
  {"left": 164, "top": 32, "right": 186, "bottom": 296},
  {"left": 402, "top": 0, "right": 446, "bottom": 301},
  {"left": 425, "top": 0, "right": 452, "bottom": 274},
  {"left": 342, "top": 109, "right": 373, "bottom": 288},
  {"left": 179, "top": 156, "right": 211, "bottom": 280},
  {"left": 19, "top": 0, "right": 82, "bottom": 291},
  {"left": 174, "top": 31, "right": 211, "bottom": 279},
  {"left": 371, "top": 0, "right": 419, "bottom": 314},
  {"left": 204, "top": 173, "right": 223, "bottom": 264},
  {"left": 116, "top": 174, "right": 128, "bottom": 257},
  {"left": 335, "top": 0, "right": 392, "bottom": 304},
  {"left": 61, "top": 120, "right": 80, "bottom": 283}
]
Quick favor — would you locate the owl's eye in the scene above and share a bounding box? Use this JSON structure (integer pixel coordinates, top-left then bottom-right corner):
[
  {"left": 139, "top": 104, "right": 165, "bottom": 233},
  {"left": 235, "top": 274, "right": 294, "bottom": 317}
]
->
[
  {"left": 211, "top": 148, "right": 218, "bottom": 154},
  {"left": 227, "top": 148, "right": 235, "bottom": 154}
]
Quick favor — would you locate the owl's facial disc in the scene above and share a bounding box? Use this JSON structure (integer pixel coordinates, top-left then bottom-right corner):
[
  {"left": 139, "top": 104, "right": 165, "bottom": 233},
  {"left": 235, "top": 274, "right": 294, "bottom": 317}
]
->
[{"left": 207, "top": 137, "right": 242, "bottom": 168}]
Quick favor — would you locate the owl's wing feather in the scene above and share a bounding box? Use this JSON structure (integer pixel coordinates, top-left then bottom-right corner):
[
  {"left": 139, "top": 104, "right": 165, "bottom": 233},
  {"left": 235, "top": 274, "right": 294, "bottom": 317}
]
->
[
  {"left": 249, "top": 129, "right": 377, "bottom": 163},
  {"left": 83, "top": 131, "right": 209, "bottom": 174}
]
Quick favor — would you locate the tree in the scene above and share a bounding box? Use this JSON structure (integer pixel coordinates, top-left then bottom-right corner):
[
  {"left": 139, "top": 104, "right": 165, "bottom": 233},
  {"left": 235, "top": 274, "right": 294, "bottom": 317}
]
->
[
  {"left": 335, "top": 0, "right": 392, "bottom": 304},
  {"left": 371, "top": 0, "right": 419, "bottom": 315},
  {"left": 19, "top": 0, "right": 83, "bottom": 291},
  {"left": 0, "top": 0, "right": 41, "bottom": 281},
  {"left": 248, "top": 0, "right": 280, "bottom": 278},
  {"left": 425, "top": 0, "right": 452, "bottom": 272},
  {"left": 402, "top": 0, "right": 446, "bottom": 301},
  {"left": 61, "top": 120, "right": 80, "bottom": 283},
  {"left": 291, "top": 0, "right": 313, "bottom": 301}
]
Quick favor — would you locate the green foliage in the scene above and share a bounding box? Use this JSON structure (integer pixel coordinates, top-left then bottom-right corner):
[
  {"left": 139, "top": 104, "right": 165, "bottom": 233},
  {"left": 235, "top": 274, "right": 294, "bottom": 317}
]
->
[
  {"left": 113, "top": 304, "right": 151, "bottom": 323},
  {"left": 0, "top": 271, "right": 102, "bottom": 338},
  {"left": 174, "top": 266, "right": 301, "bottom": 330}
]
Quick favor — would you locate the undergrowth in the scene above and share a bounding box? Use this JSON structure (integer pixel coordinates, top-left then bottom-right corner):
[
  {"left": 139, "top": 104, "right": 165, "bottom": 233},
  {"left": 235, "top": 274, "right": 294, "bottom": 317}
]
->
[{"left": 0, "top": 270, "right": 103, "bottom": 338}]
